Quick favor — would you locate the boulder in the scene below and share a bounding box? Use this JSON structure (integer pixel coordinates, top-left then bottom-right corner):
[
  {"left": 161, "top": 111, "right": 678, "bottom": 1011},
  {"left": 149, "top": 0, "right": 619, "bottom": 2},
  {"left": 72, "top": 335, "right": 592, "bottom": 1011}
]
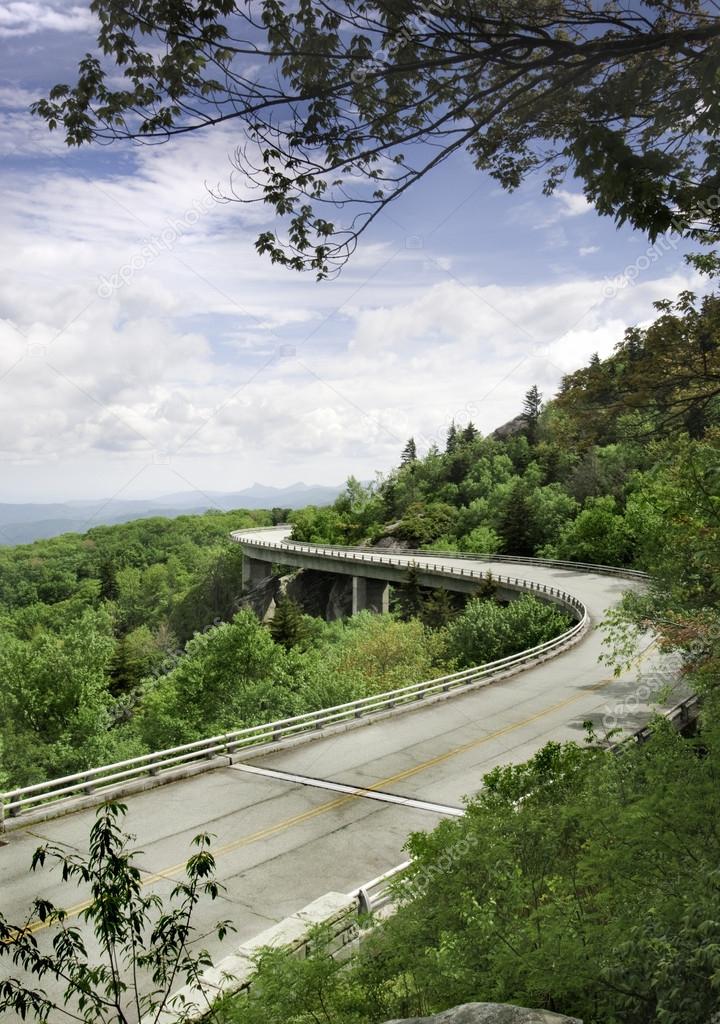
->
[{"left": 383, "top": 1003, "right": 582, "bottom": 1024}]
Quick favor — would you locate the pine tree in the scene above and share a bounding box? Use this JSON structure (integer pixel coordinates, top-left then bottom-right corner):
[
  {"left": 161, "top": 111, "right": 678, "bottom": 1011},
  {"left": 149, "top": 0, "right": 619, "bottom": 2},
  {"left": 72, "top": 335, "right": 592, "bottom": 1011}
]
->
[
  {"left": 397, "top": 564, "right": 425, "bottom": 620},
  {"left": 99, "top": 559, "right": 118, "bottom": 600},
  {"left": 461, "top": 421, "right": 478, "bottom": 445},
  {"left": 422, "top": 587, "right": 455, "bottom": 628},
  {"left": 475, "top": 572, "right": 497, "bottom": 601},
  {"left": 498, "top": 481, "right": 534, "bottom": 555},
  {"left": 445, "top": 421, "right": 458, "bottom": 453},
  {"left": 522, "top": 385, "right": 543, "bottom": 445},
  {"left": 401, "top": 437, "right": 417, "bottom": 464},
  {"left": 269, "top": 595, "right": 308, "bottom": 649}
]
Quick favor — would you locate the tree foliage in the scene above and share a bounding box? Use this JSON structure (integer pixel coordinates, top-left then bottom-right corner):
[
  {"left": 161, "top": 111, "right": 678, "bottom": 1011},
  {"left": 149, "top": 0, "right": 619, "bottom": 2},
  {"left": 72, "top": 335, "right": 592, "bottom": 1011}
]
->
[
  {"left": 522, "top": 385, "right": 543, "bottom": 445},
  {"left": 216, "top": 720, "right": 720, "bottom": 1024},
  {"left": 137, "top": 610, "right": 290, "bottom": 750},
  {"left": 443, "top": 594, "right": 571, "bottom": 668},
  {"left": 32, "top": 1, "right": 720, "bottom": 276},
  {"left": 557, "top": 292, "right": 720, "bottom": 443},
  {"left": 269, "top": 595, "right": 310, "bottom": 650},
  {"left": 0, "top": 803, "right": 231, "bottom": 1024},
  {"left": 0, "top": 609, "right": 121, "bottom": 788}
]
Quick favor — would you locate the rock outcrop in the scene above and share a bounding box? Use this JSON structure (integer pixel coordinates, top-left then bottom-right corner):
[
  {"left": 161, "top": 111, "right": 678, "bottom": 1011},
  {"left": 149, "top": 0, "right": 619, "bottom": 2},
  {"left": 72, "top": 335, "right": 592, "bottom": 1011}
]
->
[
  {"left": 240, "top": 568, "right": 353, "bottom": 622},
  {"left": 383, "top": 1004, "right": 582, "bottom": 1024},
  {"left": 324, "top": 574, "right": 353, "bottom": 620},
  {"left": 490, "top": 414, "right": 528, "bottom": 440},
  {"left": 372, "top": 533, "right": 412, "bottom": 551}
]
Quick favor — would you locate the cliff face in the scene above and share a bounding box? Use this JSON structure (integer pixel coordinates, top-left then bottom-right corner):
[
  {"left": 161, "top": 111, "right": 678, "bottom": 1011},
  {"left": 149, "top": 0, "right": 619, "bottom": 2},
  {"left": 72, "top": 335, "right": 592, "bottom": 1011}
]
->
[
  {"left": 383, "top": 1004, "right": 582, "bottom": 1024},
  {"left": 490, "top": 414, "right": 528, "bottom": 440},
  {"left": 240, "top": 568, "right": 353, "bottom": 622}
]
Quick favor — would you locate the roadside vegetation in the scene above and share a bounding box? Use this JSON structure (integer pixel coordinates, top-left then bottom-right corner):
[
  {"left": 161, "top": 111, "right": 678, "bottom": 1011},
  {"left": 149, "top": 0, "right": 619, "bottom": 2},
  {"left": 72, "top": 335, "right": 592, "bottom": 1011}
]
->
[
  {"left": 1, "top": 291, "right": 719, "bottom": 813},
  {"left": 214, "top": 702, "right": 720, "bottom": 1024},
  {"left": 213, "top": 315, "right": 720, "bottom": 1022}
]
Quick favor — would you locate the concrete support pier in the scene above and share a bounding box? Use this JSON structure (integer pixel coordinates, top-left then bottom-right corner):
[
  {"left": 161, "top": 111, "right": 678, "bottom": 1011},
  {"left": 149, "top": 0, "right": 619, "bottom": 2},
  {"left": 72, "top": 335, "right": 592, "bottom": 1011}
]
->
[
  {"left": 242, "top": 554, "right": 273, "bottom": 591},
  {"left": 352, "top": 576, "right": 391, "bottom": 615}
]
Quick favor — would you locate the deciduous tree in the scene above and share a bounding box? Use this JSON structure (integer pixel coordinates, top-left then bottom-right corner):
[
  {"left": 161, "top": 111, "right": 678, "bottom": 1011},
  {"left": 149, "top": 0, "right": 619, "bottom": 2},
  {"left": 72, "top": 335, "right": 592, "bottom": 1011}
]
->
[
  {"left": 33, "top": 2, "right": 720, "bottom": 276},
  {"left": 0, "top": 803, "right": 231, "bottom": 1024}
]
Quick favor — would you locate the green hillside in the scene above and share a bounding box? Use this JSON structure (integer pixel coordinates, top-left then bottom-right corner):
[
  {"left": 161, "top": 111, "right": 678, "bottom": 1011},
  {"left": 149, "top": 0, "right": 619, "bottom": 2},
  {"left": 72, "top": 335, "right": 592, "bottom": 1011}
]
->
[{"left": 1, "top": 290, "right": 718, "bottom": 801}]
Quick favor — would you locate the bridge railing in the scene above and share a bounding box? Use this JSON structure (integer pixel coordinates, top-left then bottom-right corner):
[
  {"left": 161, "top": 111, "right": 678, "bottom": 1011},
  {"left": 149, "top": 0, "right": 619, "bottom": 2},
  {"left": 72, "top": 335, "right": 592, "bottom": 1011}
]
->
[
  {"left": 0, "top": 593, "right": 587, "bottom": 825},
  {"left": 231, "top": 528, "right": 649, "bottom": 582},
  {"left": 353, "top": 693, "right": 701, "bottom": 915},
  {"left": 234, "top": 537, "right": 597, "bottom": 614}
]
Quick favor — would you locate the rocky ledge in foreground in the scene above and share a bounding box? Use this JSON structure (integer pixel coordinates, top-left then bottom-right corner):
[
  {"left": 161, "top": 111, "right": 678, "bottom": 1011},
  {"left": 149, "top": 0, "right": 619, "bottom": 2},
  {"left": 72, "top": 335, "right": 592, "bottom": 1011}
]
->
[{"left": 384, "top": 1003, "right": 582, "bottom": 1024}]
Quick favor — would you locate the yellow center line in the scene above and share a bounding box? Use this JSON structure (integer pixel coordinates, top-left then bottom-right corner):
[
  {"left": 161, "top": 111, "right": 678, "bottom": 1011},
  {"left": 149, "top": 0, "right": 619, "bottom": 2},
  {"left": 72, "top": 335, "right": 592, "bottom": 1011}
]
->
[{"left": 19, "top": 642, "right": 656, "bottom": 936}]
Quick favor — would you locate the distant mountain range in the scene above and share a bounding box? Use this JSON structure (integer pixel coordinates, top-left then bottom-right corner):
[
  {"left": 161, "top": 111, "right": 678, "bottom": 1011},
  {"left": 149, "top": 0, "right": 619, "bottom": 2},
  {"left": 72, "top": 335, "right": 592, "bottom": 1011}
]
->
[{"left": 0, "top": 482, "right": 343, "bottom": 546}]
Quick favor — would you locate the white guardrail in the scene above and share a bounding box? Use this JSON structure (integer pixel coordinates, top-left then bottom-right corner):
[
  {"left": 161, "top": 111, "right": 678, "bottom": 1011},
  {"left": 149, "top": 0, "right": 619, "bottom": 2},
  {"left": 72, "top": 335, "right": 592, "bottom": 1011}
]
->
[
  {"left": 0, "top": 542, "right": 596, "bottom": 827},
  {"left": 232, "top": 525, "right": 650, "bottom": 582},
  {"left": 0, "top": 615, "right": 586, "bottom": 826},
  {"left": 353, "top": 691, "right": 701, "bottom": 914}
]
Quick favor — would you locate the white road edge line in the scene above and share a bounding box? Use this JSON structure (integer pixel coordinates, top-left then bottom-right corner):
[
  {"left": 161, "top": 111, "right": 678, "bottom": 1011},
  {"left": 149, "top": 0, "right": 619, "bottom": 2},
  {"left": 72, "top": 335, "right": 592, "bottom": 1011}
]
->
[{"left": 231, "top": 762, "right": 464, "bottom": 817}]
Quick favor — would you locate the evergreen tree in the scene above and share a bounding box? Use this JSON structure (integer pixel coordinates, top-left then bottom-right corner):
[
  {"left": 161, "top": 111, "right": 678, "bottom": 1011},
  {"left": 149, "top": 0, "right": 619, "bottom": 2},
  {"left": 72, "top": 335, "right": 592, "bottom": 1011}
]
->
[
  {"left": 422, "top": 587, "right": 455, "bottom": 629},
  {"left": 476, "top": 572, "right": 497, "bottom": 601},
  {"left": 98, "top": 559, "right": 117, "bottom": 601},
  {"left": 445, "top": 421, "right": 459, "bottom": 453},
  {"left": 498, "top": 481, "right": 535, "bottom": 556},
  {"left": 401, "top": 437, "right": 417, "bottom": 464},
  {"left": 522, "top": 385, "right": 543, "bottom": 444},
  {"left": 461, "top": 422, "right": 479, "bottom": 445},
  {"left": 397, "top": 564, "right": 425, "bottom": 621},
  {"left": 269, "top": 596, "right": 308, "bottom": 650}
]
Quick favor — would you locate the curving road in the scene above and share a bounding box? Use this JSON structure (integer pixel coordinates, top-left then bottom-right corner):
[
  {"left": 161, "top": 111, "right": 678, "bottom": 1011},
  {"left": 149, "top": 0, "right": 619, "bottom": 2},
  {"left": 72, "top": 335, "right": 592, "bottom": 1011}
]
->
[{"left": 0, "top": 533, "right": 684, "bottom": 1015}]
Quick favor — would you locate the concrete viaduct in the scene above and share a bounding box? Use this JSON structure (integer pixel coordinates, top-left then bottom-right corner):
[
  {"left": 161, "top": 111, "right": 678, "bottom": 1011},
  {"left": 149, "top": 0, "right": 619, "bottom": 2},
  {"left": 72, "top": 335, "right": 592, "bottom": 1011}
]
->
[{"left": 235, "top": 525, "right": 567, "bottom": 616}]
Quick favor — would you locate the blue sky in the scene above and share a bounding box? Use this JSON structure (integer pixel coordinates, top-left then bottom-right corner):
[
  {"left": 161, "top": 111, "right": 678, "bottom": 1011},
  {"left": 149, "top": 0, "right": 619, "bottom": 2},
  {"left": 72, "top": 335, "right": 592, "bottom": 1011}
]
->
[{"left": 0, "top": 2, "right": 704, "bottom": 503}]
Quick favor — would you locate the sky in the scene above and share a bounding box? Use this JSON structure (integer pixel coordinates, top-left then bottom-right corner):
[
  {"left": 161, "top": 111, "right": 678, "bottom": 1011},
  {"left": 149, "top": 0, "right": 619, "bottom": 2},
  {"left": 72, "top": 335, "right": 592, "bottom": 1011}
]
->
[{"left": 0, "top": 1, "right": 706, "bottom": 504}]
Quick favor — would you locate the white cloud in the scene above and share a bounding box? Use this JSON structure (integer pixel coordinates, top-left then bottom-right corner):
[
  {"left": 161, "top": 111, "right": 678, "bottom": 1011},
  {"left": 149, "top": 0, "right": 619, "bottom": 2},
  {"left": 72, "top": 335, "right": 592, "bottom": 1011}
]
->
[
  {"left": 579, "top": 245, "right": 600, "bottom": 256},
  {"left": 0, "top": 2, "right": 96, "bottom": 37},
  {"left": 554, "top": 189, "right": 592, "bottom": 217},
  {"left": 0, "top": 102, "right": 705, "bottom": 500}
]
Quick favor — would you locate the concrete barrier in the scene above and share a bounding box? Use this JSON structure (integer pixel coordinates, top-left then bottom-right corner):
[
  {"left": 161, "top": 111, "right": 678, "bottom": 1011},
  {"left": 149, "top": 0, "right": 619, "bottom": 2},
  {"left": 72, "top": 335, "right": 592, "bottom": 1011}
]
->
[{"left": 147, "top": 891, "right": 358, "bottom": 1024}]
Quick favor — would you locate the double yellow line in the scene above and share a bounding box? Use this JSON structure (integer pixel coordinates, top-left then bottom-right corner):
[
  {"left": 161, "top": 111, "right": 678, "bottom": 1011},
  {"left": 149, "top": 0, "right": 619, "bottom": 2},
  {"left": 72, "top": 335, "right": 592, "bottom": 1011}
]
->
[{"left": 19, "top": 644, "right": 656, "bottom": 937}]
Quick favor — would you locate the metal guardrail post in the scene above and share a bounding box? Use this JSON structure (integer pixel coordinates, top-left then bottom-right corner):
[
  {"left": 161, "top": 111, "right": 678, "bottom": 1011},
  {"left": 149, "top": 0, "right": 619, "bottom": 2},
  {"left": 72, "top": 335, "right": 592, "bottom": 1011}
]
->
[{"left": 357, "top": 887, "right": 372, "bottom": 915}]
